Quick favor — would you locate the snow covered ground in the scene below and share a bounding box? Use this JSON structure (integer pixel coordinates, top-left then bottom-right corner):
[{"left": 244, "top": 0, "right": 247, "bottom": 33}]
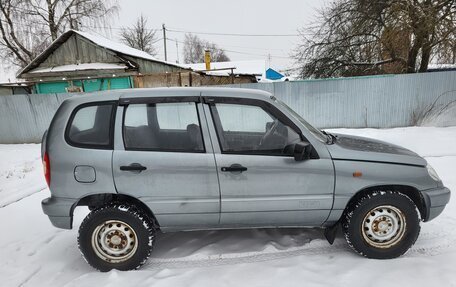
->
[
  {"left": 0, "top": 144, "right": 46, "bottom": 207},
  {"left": 0, "top": 126, "right": 455, "bottom": 287}
]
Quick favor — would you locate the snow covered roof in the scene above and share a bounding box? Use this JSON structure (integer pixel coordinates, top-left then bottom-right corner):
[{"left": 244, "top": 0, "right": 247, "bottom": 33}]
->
[
  {"left": 72, "top": 30, "right": 186, "bottom": 68},
  {"left": 29, "top": 63, "right": 128, "bottom": 74},
  {"left": 186, "top": 60, "right": 266, "bottom": 77},
  {"left": 17, "top": 30, "right": 188, "bottom": 78}
]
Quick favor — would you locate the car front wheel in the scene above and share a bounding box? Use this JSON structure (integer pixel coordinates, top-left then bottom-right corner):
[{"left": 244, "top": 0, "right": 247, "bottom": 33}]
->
[{"left": 343, "top": 191, "right": 421, "bottom": 259}]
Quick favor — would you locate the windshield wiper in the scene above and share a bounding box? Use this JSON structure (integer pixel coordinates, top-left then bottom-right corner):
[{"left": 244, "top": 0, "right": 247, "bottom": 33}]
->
[
  {"left": 321, "top": 130, "right": 336, "bottom": 144},
  {"left": 320, "top": 130, "right": 331, "bottom": 144}
]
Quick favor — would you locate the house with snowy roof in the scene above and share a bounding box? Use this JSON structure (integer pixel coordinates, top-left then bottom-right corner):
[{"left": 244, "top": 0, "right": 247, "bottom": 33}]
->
[
  {"left": 16, "top": 30, "right": 256, "bottom": 94},
  {"left": 186, "top": 60, "right": 287, "bottom": 82},
  {"left": 16, "top": 30, "right": 191, "bottom": 93}
]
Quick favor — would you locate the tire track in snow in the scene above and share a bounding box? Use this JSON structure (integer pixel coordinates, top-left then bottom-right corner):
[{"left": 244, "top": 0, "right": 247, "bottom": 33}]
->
[
  {"left": 17, "top": 266, "right": 41, "bottom": 287},
  {"left": 0, "top": 187, "right": 46, "bottom": 208},
  {"left": 143, "top": 218, "right": 456, "bottom": 269},
  {"left": 145, "top": 238, "right": 456, "bottom": 270},
  {"left": 143, "top": 235, "right": 456, "bottom": 270},
  {"left": 144, "top": 240, "right": 351, "bottom": 269}
]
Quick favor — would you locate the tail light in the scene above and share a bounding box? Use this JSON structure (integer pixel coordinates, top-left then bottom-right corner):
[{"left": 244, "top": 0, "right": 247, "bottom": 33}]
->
[{"left": 43, "top": 152, "right": 51, "bottom": 187}]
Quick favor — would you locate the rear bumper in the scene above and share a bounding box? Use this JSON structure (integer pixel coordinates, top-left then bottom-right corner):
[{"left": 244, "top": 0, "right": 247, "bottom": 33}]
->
[
  {"left": 421, "top": 186, "right": 451, "bottom": 222},
  {"left": 41, "top": 197, "right": 77, "bottom": 229}
]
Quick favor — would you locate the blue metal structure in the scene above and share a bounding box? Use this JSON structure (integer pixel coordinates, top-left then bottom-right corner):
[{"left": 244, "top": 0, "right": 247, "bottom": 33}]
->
[{"left": 266, "top": 68, "right": 284, "bottom": 80}]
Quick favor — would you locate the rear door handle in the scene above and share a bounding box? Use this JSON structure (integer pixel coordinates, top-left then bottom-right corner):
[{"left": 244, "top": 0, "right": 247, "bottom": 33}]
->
[
  {"left": 120, "top": 163, "right": 147, "bottom": 172},
  {"left": 221, "top": 164, "right": 248, "bottom": 173}
]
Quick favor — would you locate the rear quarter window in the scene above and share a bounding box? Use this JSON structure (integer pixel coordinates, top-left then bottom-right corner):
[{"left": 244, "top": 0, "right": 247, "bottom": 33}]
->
[{"left": 66, "top": 102, "right": 116, "bottom": 149}]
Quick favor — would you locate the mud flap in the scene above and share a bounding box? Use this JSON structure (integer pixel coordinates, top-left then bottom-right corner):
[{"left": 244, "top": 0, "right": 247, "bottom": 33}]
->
[{"left": 324, "top": 223, "right": 340, "bottom": 245}]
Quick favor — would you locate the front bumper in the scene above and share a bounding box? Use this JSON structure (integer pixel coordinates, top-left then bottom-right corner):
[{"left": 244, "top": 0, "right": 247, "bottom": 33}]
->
[
  {"left": 41, "top": 197, "right": 77, "bottom": 229},
  {"left": 421, "top": 186, "right": 451, "bottom": 222}
]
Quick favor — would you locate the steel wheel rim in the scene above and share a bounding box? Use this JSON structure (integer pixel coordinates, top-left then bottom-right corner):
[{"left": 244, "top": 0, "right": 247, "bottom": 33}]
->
[
  {"left": 91, "top": 220, "right": 138, "bottom": 263},
  {"left": 361, "top": 205, "right": 406, "bottom": 249}
]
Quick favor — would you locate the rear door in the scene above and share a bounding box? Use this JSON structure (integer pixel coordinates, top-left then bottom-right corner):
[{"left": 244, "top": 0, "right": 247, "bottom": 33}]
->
[
  {"left": 112, "top": 95, "right": 220, "bottom": 230},
  {"left": 203, "top": 95, "right": 334, "bottom": 227}
]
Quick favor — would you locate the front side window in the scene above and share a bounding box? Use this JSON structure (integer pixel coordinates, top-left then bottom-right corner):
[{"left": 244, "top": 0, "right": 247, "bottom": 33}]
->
[
  {"left": 67, "top": 103, "right": 115, "bottom": 148},
  {"left": 211, "top": 103, "right": 301, "bottom": 156},
  {"left": 123, "top": 102, "right": 204, "bottom": 152}
]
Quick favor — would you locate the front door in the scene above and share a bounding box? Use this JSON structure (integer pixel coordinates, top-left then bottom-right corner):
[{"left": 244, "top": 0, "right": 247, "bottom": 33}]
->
[
  {"left": 204, "top": 96, "right": 334, "bottom": 227},
  {"left": 112, "top": 97, "right": 220, "bottom": 230}
]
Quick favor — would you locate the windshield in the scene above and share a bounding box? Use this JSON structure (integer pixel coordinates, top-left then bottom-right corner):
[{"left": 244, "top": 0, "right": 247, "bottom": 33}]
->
[{"left": 273, "top": 98, "right": 329, "bottom": 143}]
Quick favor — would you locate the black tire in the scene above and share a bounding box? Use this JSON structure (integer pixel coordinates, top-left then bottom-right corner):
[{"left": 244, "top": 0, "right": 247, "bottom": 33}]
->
[
  {"left": 78, "top": 203, "right": 156, "bottom": 271},
  {"left": 342, "top": 191, "right": 421, "bottom": 259}
]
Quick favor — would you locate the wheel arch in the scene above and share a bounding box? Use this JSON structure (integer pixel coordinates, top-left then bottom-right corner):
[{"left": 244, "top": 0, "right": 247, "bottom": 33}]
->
[
  {"left": 343, "top": 185, "right": 427, "bottom": 221},
  {"left": 72, "top": 193, "right": 160, "bottom": 229}
]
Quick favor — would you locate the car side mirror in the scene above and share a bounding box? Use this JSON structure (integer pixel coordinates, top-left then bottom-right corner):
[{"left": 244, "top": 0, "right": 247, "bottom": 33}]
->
[{"left": 294, "top": 141, "right": 312, "bottom": 161}]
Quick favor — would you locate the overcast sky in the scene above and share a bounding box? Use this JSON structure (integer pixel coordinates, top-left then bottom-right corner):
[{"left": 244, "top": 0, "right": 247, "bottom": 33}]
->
[
  {"left": 116, "top": 0, "right": 327, "bottom": 70},
  {"left": 0, "top": 0, "right": 329, "bottom": 82}
]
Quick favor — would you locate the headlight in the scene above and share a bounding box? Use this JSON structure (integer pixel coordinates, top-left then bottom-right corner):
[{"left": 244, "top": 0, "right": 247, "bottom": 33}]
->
[{"left": 427, "top": 164, "right": 441, "bottom": 181}]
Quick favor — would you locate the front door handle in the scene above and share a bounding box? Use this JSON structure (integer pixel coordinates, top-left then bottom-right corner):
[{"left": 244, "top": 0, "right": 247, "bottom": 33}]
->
[
  {"left": 221, "top": 164, "right": 248, "bottom": 173},
  {"left": 120, "top": 163, "right": 147, "bottom": 172}
]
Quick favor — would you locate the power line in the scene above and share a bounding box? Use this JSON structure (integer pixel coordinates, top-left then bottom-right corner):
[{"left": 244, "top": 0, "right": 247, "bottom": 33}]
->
[
  {"left": 166, "top": 38, "right": 293, "bottom": 60},
  {"left": 82, "top": 24, "right": 311, "bottom": 37},
  {"left": 150, "top": 37, "right": 163, "bottom": 44},
  {"left": 212, "top": 44, "right": 286, "bottom": 52},
  {"left": 224, "top": 48, "right": 292, "bottom": 59},
  {"left": 81, "top": 24, "right": 161, "bottom": 32},
  {"left": 166, "top": 27, "right": 301, "bottom": 37},
  {"left": 0, "top": 19, "right": 295, "bottom": 62},
  {"left": 82, "top": 24, "right": 293, "bottom": 53}
]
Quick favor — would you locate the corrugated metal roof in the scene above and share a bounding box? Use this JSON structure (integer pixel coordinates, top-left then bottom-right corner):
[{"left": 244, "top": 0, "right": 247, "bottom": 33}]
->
[{"left": 17, "top": 30, "right": 189, "bottom": 78}]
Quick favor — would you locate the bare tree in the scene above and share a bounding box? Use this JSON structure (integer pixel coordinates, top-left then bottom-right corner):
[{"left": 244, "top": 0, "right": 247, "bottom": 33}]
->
[
  {"left": 183, "top": 33, "right": 204, "bottom": 64},
  {"left": 435, "top": 35, "right": 456, "bottom": 64},
  {"left": 120, "top": 15, "right": 157, "bottom": 56},
  {"left": 183, "top": 33, "right": 230, "bottom": 64},
  {"left": 0, "top": 0, "right": 118, "bottom": 68},
  {"left": 293, "top": 0, "right": 456, "bottom": 78}
]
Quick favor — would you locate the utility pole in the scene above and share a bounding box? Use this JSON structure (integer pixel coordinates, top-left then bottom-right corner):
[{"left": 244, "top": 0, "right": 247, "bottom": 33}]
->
[
  {"left": 162, "top": 24, "right": 168, "bottom": 61},
  {"left": 175, "top": 39, "right": 180, "bottom": 64}
]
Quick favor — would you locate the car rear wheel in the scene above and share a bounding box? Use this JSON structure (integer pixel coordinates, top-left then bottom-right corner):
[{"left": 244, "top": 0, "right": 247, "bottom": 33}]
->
[
  {"left": 78, "top": 204, "right": 156, "bottom": 271},
  {"left": 343, "top": 191, "right": 421, "bottom": 259}
]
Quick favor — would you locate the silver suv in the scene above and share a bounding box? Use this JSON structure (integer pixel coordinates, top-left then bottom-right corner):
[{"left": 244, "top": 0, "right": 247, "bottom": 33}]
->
[{"left": 41, "top": 87, "right": 450, "bottom": 271}]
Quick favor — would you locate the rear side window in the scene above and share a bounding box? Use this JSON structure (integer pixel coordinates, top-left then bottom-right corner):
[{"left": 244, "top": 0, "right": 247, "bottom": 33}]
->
[
  {"left": 156, "top": 103, "right": 200, "bottom": 130},
  {"left": 123, "top": 102, "right": 204, "bottom": 152},
  {"left": 66, "top": 102, "right": 115, "bottom": 149}
]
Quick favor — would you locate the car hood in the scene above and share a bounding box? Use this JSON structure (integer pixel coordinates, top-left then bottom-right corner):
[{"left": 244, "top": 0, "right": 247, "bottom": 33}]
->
[{"left": 326, "top": 133, "right": 427, "bottom": 167}]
